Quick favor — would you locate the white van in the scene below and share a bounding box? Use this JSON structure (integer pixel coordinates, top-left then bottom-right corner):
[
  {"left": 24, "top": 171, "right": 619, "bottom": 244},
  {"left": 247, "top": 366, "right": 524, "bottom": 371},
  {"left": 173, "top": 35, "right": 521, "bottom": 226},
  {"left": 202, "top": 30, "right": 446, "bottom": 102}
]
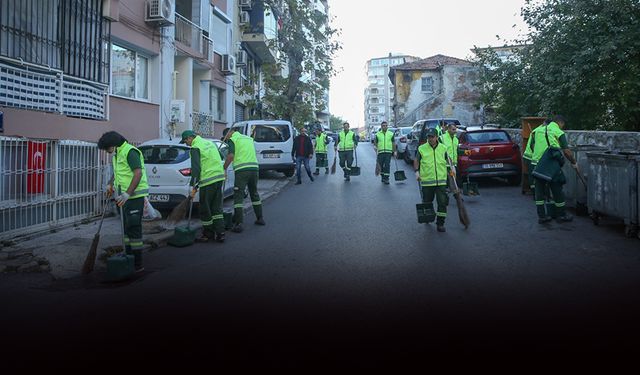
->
[{"left": 231, "top": 120, "right": 295, "bottom": 177}]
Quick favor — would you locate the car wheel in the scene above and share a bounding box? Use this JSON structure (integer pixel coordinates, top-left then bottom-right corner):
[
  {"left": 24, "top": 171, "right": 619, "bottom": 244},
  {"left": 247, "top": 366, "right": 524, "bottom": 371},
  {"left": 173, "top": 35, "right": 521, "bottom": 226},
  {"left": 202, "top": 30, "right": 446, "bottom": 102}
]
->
[
  {"left": 283, "top": 168, "right": 295, "bottom": 178},
  {"left": 507, "top": 174, "right": 522, "bottom": 186}
]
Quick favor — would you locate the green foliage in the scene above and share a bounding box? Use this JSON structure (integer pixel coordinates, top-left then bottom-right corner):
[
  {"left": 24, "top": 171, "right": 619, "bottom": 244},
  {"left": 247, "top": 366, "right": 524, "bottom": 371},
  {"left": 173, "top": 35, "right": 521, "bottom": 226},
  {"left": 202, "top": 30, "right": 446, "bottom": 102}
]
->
[
  {"left": 329, "top": 114, "right": 345, "bottom": 130},
  {"left": 473, "top": 0, "right": 640, "bottom": 130},
  {"left": 258, "top": 0, "right": 341, "bottom": 129}
]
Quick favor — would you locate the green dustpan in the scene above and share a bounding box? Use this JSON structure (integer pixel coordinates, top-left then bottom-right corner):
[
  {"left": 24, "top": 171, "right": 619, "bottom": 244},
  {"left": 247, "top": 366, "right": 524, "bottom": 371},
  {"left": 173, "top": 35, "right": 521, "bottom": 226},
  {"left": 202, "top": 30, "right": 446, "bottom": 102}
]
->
[
  {"left": 393, "top": 157, "right": 406, "bottom": 181},
  {"left": 416, "top": 182, "right": 435, "bottom": 223},
  {"left": 168, "top": 196, "right": 196, "bottom": 247}
]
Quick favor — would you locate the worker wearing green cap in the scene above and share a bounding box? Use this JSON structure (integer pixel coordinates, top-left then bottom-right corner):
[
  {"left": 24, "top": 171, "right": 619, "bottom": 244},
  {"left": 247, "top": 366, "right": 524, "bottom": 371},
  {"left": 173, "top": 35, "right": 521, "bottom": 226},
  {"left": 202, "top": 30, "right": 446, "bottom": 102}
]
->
[{"left": 181, "top": 130, "right": 226, "bottom": 243}]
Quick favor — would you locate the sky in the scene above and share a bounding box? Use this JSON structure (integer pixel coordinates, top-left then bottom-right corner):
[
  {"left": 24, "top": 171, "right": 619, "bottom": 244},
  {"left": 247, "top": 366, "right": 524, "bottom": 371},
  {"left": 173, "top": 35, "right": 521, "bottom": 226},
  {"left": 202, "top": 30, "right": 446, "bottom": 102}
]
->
[{"left": 328, "top": 0, "right": 528, "bottom": 131}]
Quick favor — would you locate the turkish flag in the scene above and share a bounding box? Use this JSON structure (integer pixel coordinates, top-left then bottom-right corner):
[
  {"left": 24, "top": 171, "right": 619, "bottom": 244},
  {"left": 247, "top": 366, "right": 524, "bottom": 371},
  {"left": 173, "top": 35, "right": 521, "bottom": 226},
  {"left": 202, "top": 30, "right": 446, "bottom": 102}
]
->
[{"left": 27, "top": 141, "right": 47, "bottom": 194}]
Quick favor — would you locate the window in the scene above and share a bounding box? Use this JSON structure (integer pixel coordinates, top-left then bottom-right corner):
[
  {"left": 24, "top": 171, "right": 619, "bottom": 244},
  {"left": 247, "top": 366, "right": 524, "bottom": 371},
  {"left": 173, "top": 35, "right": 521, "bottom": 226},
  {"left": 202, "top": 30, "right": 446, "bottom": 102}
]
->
[
  {"left": 139, "top": 145, "right": 190, "bottom": 164},
  {"left": 370, "top": 88, "right": 379, "bottom": 95},
  {"left": 210, "top": 87, "right": 225, "bottom": 122},
  {"left": 421, "top": 77, "right": 433, "bottom": 93},
  {"left": 250, "top": 124, "right": 291, "bottom": 143},
  {"left": 466, "top": 131, "right": 510, "bottom": 144},
  {"left": 111, "top": 44, "right": 148, "bottom": 100},
  {"left": 370, "top": 98, "right": 379, "bottom": 104},
  {"left": 370, "top": 107, "right": 379, "bottom": 114},
  {"left": 212, "top": 11, "right": 229, "bottom": 54}
]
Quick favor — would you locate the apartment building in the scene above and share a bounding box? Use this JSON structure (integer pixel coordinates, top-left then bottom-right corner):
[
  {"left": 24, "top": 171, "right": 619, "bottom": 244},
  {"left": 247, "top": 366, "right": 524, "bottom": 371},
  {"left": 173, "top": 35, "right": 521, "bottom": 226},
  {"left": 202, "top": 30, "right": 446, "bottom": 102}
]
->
[{"left": 364, "top": 54, "right": 417, "bottom": 137}]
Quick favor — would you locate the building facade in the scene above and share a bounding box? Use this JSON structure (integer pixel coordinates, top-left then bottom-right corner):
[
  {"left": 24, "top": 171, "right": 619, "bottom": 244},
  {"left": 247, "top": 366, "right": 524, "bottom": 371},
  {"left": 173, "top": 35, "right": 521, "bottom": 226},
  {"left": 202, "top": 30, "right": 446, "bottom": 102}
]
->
[
  {"left": 364, "top": 54, "right": 417, "bottom": 136},
  {"left": 389, "top": 54, "right": 483, "bottom": 127}
]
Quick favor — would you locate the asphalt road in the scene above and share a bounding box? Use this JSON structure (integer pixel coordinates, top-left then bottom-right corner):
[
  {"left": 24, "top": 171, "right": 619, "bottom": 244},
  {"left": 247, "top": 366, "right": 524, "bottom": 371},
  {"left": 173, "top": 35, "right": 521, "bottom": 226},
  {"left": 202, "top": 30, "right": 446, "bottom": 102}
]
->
[{"left": 2, "top": 143, "right": 639, "bottom": 368}]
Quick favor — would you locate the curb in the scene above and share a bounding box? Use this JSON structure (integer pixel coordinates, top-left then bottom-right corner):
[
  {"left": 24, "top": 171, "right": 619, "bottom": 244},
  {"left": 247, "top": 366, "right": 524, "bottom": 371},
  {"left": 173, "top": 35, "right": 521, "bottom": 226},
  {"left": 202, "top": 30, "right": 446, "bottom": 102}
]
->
[{"left": 143, "top": 178, "right": 292, "bottom": 250}]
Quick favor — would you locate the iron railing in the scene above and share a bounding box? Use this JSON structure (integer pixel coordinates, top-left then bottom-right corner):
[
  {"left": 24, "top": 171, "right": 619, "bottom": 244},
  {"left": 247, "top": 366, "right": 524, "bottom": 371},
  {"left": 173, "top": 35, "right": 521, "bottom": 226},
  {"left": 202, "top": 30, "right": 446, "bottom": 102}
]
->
[
  {"left": 0, "top": 136, "right": 111, "bottom": 241},
  {"left": 0, "top": 56, "right": 108, "bottom": 120},
  {"left": 175, "top": 13, "right": 202, "bottom": 53}
]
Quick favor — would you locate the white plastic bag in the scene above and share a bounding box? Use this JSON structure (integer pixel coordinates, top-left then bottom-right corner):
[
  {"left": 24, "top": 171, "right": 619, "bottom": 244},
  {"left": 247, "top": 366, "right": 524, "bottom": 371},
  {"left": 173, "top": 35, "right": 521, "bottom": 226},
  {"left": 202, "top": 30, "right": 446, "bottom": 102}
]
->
[{"left": 143, "top": 198, "right": 162, "bottom": 221}]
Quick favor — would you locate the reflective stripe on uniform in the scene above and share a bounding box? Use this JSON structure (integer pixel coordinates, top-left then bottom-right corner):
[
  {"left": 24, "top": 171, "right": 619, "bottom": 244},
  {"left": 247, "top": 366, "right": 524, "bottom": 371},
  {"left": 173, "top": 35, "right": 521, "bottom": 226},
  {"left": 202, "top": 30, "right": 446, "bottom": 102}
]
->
[{"left": 251, "top": 201, "right": 261, "bottom": 206}]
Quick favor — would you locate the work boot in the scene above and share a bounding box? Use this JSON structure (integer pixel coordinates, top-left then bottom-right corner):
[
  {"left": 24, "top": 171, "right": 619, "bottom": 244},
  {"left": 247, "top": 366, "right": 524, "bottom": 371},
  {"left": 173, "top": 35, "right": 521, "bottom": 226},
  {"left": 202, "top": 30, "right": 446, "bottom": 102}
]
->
[
  {"left": 295, "top": 180, "right": 302, "bottom": 185},
  {"left": 231, "top": 223, "right": 243, "bottom": 233},
  {"left": 313, "top": 169, "right": 320, "bottom": 175},
  {"left": 383, "top": 179, "right": 389, "bottom": 185},
  {"left": 215, "top": 232, "right": 225, "bottom": 243},
  {"left": 538, "top": 216, "right": 553, "bottom": 224},
  {"left": 345, "top": 176, "right": 350, "bottom": 182},
  {"left": 437, "top": 225, "right": 446, "bottom": 233},
  {"left": 310, "top": 176, "right": 314, "bottom": 182},
  {"left": 255, "top": 217, "right": 266, "bottom": 226},
  {"left": 325, "top": 168, "right": 329, "bottom": 174},
  {"left": 133, "top": 250, "right": 144, "bottom": 272},
  {"left": 556, "top": 214, "right": 573, "bottom": 223}
]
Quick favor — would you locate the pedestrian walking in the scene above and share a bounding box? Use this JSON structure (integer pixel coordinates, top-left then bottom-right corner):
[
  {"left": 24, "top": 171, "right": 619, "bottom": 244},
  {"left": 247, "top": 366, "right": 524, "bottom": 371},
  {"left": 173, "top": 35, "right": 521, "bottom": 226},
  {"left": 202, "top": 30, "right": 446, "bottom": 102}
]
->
[
  {"left": 414, "top": 128, "right": 449, "bottom": 233},
  {"left": 313, "top": 128, "right": 330, "bottom": 175},
  {"left": 334, "top": 122, "right": 358, "bottom": 182},
  {"left": 97, "top": 131, "right": 148, "bottom": 272},
  {"left": 373, "top": 121, "right": 396, "bottom": 184},
  {"left": 180, "top": 130, "right": 226, "bottom": 243},
  {"left": 530, "top": 115, "right": 578, "bottom": 224},
  {"left": 222, "top": 127, "right": 265, "bottom": 233},
  {"left": 291, "top": 127, "right": 315, "bottom": 185}
]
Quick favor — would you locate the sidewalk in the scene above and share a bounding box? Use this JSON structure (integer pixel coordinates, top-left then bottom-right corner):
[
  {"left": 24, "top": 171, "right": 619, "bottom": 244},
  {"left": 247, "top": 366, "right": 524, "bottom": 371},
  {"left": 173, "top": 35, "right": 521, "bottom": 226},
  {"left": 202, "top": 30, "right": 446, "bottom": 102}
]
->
[{"left": 0, "top": 172, "right": 291, "bottom": 279}]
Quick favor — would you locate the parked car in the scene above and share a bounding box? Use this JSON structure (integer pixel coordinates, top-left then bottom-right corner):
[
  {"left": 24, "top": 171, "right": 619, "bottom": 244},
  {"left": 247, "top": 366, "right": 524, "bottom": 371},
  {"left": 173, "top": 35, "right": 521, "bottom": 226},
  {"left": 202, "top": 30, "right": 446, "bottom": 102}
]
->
[
  {"left": 139, "top": 138, "right": 235, "bottom": 209},
  {"left": 393, "top": 126, "right": 413, "bottom": 159},
  {"left": 456, "top": 125, "right": 522, "bottom": 185},
  {"left": 326, "top": 131, "right": 339, "bottom": 143},
  {"left": 404, "top": 118, "right": 461, "bottom": 164},
  {"left": 231, "top": 120, "right": 295, "bottom": 177}
]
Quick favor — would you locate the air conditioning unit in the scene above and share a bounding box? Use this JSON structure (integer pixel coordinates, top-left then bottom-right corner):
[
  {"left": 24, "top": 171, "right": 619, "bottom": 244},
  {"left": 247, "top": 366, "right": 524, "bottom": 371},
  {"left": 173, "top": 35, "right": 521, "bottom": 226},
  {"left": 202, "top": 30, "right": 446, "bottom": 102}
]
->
[
  {"left": 146, "top": 0, "right": 175, "bottom": 26},
  {"left": 239, "top": 0, "right": 252, "bottom": 9},
  {"left": 239, "top": 11, "right": 250, "bottom": 25},
  {"left": 236, "top": 50, "right": 248, "bottom": 66},
  {"left": 222, "top": 54, "right": 236, "bottom": 75}
]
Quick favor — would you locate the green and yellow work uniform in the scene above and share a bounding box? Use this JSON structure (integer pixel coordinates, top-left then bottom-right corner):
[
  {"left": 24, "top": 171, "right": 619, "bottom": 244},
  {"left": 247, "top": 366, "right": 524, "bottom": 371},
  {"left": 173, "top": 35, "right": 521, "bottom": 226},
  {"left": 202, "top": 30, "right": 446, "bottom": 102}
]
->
[
  {"left": 113, "top": 141, "right": 149, "bottom": 270},
  {"left": 374, "top": 129, "right": 395, "bottom": 182},
  {"left": 227, "top": 132, "right": 263, "bottom": 224},
  {"left": 439, "top": 132, "right": 461, "bottom": 166},
  {"left": 417, "top": 141, "right": 449, "bottom": 226},
  {"left": 336, "top": 130, "right": 357, "bottom": 178},
  {"left": 530, "top": 122, "right": 570, "bottom": 219},
  {"left": 314, "top": 133, "right": 330, "bottom": 174},
  {"left": 523, "top": 127, "right": 542, "bottom": 192},
  {"left": 190, "top": 136, "right": 226, "bottom": 238}
]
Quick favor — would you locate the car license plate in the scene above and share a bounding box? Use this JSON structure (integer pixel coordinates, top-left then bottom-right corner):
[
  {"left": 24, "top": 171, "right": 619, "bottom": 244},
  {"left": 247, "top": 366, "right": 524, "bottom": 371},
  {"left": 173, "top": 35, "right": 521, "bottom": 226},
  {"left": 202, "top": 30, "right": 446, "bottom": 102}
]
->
[
  {"left": 482, "top": 163, "right": 504, "bottom": 169},
  {"left": 149, "top": 194, "right": 170, "bottom": 202},
  {"left": 263, "top": 153, "right": 280, "bottom": 159}
]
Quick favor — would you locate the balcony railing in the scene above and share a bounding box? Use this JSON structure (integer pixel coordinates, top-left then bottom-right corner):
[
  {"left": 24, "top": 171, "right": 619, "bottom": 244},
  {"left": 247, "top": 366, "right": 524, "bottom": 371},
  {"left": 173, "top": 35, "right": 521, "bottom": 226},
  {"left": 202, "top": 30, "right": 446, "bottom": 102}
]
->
[
  {"left": 0, "top": 56, "right": 108, "bottom": 120},
  {"left": 202, "top": 36, "right": 214, "bottom": 64},
  {"left": 175, "top": 13, "right": 203, "bottom": 53}
]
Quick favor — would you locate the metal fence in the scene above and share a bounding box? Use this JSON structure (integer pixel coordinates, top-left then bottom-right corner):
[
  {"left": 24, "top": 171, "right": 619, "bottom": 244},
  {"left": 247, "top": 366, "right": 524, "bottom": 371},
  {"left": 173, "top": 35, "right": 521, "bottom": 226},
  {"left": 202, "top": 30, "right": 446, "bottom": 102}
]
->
[
  {"left": 0, "top": 136, "right": 110, "bottom": 241},
  {"left": 0, "top": 56, "right": 109, "bottom": 120}
]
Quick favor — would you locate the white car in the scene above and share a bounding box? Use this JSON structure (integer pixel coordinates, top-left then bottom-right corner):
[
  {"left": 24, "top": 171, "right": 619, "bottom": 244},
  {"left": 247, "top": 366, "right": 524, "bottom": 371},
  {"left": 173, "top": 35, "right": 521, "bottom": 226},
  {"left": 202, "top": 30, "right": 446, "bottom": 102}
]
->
[
  {"left": 393, "top": 126, "right": 413, "bottom": 158},
  {"left": 139, "top": 138, "right": 235, "bottom": 209},
  {"left": 231, "top": 120, "right": 295, "bottom": 177}
]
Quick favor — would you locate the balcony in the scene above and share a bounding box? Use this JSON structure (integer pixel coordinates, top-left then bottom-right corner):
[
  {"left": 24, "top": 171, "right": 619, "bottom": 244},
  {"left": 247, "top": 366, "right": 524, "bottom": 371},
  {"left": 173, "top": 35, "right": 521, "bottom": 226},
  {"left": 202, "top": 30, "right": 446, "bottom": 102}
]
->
[
  {"left": 175, "top": 13, "right": 213, "bottom": 64},
  {"left": 241, "top": 3, "right": 278, "bottom": 64}
]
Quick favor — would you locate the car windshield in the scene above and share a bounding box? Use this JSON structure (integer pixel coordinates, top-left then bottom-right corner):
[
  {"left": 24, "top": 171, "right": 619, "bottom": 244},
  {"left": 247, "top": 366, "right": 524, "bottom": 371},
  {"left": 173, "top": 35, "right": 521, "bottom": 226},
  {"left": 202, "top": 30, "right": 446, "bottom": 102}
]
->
[
  {"left": 139, "top": 145, "right": 190, "bottom": 164},
  {"left": 251, "top": 124, "right": 291, "bottom": 143},
  {"left": 401, "top": 128, "right": 412, "bottom": 135},
  {"left": 466, "top": 131, "right": 510, "bottom": 144}
]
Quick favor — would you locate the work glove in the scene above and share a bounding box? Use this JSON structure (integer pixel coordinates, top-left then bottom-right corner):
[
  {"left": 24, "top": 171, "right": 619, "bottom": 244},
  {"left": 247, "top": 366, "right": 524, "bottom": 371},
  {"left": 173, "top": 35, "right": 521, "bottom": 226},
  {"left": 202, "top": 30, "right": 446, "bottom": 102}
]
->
[
  {"left": 115, "top": 192, "right": 130, "bottom": 207},
  {"left": 415, "top": 171, "right": 421, "bottom": 181},
  {"left": 106, "top": 184, "right": 114, "bottom": 198},
  {"left": 190, "top": 187, "right": 198, "bottom": 199}
]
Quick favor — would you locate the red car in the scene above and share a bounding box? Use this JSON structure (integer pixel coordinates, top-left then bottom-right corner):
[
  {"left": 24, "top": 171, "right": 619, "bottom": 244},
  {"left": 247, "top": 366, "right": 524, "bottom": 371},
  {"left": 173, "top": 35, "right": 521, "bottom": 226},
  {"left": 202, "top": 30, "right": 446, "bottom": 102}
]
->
[{"left": 455, "top": 125, "right": 522, "bottom": 186}]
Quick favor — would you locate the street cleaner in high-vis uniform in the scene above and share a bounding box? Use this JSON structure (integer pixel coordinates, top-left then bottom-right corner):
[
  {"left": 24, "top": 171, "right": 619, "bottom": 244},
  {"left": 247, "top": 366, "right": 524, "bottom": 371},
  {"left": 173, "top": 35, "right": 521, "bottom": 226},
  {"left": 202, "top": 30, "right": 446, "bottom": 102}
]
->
[
  {"left": 222, "top": 127, "right": 265, "bottom": 233},
  {"left": 414, "top": 128, "right": 449, "bottom": 233},
  {"left": 98, "top": 131, "right": 148, "bottom": 272},
  {"left": 180, "top": 130, "right": 226, "bottom": 243}
]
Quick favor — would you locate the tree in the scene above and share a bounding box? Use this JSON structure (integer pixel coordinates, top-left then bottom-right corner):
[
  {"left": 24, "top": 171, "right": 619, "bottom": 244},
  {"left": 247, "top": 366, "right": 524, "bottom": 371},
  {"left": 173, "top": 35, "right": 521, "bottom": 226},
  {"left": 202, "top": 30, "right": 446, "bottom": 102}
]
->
[
  {"left": 329, "top": 114, "right": 345, "bottom": 131},
  {"left": 474, "top": 0, "right": 640, "bottom": 130},
  {"left": 258, "top": 0, "right": 341, "bottom": 129}
]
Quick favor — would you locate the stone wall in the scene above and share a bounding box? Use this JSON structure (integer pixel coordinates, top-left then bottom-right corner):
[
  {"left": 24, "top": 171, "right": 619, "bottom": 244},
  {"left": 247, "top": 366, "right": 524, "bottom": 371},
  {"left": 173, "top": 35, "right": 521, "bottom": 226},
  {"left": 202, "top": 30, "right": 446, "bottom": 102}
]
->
[{"left": 504, "top": 128, "right": 640, "bottom": 152}]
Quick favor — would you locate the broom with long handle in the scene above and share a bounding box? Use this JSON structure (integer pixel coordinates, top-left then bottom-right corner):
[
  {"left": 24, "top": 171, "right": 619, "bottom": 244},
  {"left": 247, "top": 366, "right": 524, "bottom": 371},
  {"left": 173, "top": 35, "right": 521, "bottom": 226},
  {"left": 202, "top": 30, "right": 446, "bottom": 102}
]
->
[
  {"left": 446, "top": 155, "right": 470, "bottom": 229},
  {"left": 81, "top": 200, "right": 110, "bottom": 275},
  {"left": 330, "top": 148, "right": 337, "bottom": 174}
]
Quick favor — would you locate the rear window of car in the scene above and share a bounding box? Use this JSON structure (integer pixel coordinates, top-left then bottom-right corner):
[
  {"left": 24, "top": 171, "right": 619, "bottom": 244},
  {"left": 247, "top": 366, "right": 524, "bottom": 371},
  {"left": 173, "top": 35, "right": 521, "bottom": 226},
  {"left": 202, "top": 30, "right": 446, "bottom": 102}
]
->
[
  {"left": 250, "top": 124, "right": 291, "bottom": 143},
  {"left": 465, "top": 131, "right": 511, "bottom": 144},
  {"left": 139, "top": 145, "right": 190, "bottom": 164}
]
